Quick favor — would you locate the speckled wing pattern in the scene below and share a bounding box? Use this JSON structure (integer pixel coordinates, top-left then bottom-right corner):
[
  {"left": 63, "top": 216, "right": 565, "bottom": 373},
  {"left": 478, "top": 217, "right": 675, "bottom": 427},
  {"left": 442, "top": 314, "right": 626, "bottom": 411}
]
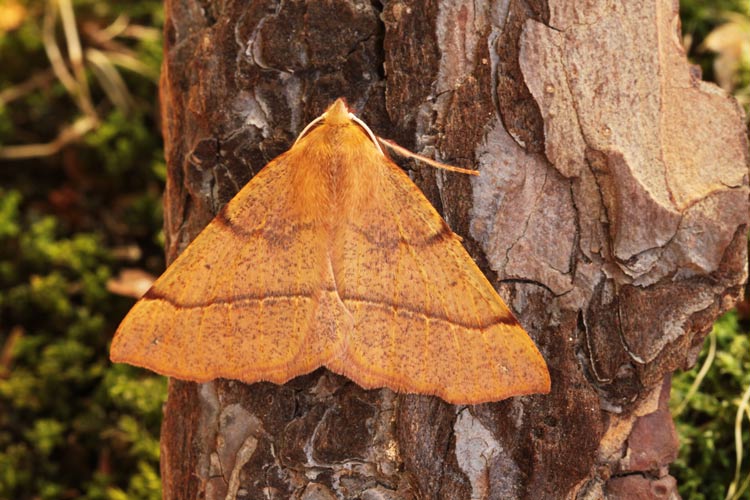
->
[
  {"left": 110, "top": 99, "right": 550, "bottom": 404},
  {"left": 111, "top": 152, "right": 341, "bottom": 384},
  {"left": 327, "top": 153, "right": 550, "bottom": 403}
]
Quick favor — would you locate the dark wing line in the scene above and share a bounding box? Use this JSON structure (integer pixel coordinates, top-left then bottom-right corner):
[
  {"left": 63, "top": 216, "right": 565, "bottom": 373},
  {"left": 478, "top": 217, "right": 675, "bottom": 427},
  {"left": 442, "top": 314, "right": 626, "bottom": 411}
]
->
[
  {"left": 345, "top": 221, "right": 454, "bottom": 248},
  {"left": 329, "top": 294, "right": 516, "bottom": 330},
  {"left": 215, "top": 210, "right": 316, "bottom": 243},
  {"left": 142, "top": 288, "right": 318, "bottom": 308},
  {"left": 143, "top": 285, "right": 515, "bottom": 331}
]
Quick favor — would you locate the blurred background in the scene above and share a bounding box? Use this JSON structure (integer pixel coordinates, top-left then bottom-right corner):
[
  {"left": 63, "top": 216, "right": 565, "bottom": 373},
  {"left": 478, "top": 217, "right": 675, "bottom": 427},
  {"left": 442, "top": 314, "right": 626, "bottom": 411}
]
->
[{"left": 0, "top": 0, "right": 747, "bottom": 498}]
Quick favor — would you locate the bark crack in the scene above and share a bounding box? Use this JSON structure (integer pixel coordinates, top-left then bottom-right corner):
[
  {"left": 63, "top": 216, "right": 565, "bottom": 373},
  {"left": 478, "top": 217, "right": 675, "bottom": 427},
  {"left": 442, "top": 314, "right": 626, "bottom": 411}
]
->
[{"left": 502, "top": 169, "right": 549, "bottom": 271}]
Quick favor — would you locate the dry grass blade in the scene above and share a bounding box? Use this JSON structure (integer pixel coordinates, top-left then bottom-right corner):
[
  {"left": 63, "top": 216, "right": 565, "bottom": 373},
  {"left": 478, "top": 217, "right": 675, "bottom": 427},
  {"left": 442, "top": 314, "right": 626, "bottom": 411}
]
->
[
  {"left": 0, "top": 326, "right": 24, "bottom": 379},
  {"left": 79, "top": 17, "right": 159, "bottom": 81},
  {"left": 673, "top": 327, "right": 717, "bottom": 417},
  {"left": 726, "top": 382, "right": 750, "bottom": 500},
  {"left": 105, "top": 51, "right": 159, "bottom": 81},
  {"left": 100, "top": 13, "right": 130, "bottom": 39},
  {"left": 0, "top": 70, "right": 55, "bottom": 104},
  {"left": 121, "top": 24, "right": 161, "bottom": 42},
  {"left": 58, "top": 0, "right": 93, "bottom": 111},
  {"left": 6, "top": 0, "right": 161, "bottom": 160},
  {"left": 0, "top": 115, "right": 97, "bottom": 159},
  {"left": 42, "top": 2, "right": 77, "bottom": 99},
  {"left": 42, "top": 0, "right": 96, "bottom": 118},
  {"left": 85, "top": 48, "right": 134, "bottom": 111}
]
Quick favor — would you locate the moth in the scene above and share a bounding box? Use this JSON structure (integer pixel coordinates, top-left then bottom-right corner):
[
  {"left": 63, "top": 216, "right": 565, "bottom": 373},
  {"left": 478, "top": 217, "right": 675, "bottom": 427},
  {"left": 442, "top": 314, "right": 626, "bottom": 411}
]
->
[{"left": 110, "top": 99, "right": 550, "bottom": 404}]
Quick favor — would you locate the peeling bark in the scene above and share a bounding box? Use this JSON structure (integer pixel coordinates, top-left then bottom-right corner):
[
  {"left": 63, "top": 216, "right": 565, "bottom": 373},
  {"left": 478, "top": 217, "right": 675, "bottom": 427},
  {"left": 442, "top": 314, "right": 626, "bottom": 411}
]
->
[{"left": 158, "top": 0, "right": 748, "bottom": 498}]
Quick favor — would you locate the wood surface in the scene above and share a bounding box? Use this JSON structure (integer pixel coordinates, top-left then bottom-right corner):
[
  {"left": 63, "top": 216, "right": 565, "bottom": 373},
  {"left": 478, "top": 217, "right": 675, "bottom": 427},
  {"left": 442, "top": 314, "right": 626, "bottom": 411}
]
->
[{"left": 157, "top": 1, "right": 748, "bottom": 498}]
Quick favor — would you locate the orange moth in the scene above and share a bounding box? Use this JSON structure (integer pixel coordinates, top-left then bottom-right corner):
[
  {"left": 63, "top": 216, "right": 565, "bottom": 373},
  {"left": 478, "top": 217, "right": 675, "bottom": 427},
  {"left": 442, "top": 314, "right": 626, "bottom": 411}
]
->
[{"left": 110, "top": 99, "right": 550, "bottom": 404}]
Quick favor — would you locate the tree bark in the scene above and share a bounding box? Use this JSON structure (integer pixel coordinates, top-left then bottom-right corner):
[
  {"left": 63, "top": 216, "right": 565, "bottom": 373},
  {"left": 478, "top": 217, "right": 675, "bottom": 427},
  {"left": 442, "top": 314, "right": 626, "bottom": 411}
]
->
[{"left": 158, "top": 1, "right": 748, "bottom": 498}]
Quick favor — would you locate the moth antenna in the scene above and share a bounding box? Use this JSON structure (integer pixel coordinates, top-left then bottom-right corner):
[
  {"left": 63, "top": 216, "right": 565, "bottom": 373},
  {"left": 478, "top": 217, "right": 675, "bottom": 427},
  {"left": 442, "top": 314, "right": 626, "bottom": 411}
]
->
[
  {"left": 377, "top": 138, "right": 479, "bottom": 176},
  {"left": 348, "top": 113, "right": 385, "bottom": 156},
  {"left": 294, "top": 113, "right": 328, "bottom": 145}
]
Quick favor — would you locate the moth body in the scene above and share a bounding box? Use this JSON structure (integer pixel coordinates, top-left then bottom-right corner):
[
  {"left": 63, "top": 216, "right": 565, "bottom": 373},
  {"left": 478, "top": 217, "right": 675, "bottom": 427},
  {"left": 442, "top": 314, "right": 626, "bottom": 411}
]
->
[{"left": 110, "top": 99, "right": 551, "bottom": 404}]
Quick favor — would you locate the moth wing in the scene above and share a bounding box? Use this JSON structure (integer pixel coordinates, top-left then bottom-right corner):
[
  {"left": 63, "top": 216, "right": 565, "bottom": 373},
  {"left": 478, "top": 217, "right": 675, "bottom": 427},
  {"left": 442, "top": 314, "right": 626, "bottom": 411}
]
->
[
  {"left": 328, "top": 159, "right": 551, "bottom": 404},
  {"left": 110, "top": 154, "right": 339, "bottom": 384}
]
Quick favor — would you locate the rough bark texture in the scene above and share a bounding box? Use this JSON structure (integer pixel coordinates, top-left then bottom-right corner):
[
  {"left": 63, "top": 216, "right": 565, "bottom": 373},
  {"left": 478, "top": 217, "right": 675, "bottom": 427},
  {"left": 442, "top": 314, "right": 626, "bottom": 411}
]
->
[{"left": 158, "top": 0, "right": 748, "bottom": 498}]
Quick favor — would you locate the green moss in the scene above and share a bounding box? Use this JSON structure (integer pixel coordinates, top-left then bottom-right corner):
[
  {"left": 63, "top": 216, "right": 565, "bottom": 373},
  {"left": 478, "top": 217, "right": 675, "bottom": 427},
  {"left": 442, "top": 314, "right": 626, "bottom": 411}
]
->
[
  {"left": 0, "top": 187, "right": 167, "bottom": 495},
  {"left": 24, "top": 419, "right": 66, "bottom": 457},
  {"left": 671, "top": 312, "right": 750, "bottom": 499},
  {"left": 0, "top": 190, "right": 21, "bottom": 239},
  {"left": 0, "top": 0, "right": 166, "bottom": 495}
]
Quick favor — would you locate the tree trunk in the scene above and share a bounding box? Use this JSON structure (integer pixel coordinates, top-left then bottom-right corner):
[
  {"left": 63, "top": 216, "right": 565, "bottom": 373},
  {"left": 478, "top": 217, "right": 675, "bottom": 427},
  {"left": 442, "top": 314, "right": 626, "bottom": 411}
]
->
[{"left": 157, "top": 1, "right": 748, "bottom": 498}]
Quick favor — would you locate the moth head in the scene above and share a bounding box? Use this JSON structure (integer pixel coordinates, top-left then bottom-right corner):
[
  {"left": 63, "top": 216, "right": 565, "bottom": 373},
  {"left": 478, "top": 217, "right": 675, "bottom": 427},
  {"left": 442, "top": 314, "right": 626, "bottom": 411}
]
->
[
  {"left": 294, "top": 98, "right": 385, "bottom": 156},
  {"left": 323, "top": 98, "right": 351, "bottom": 126}
]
